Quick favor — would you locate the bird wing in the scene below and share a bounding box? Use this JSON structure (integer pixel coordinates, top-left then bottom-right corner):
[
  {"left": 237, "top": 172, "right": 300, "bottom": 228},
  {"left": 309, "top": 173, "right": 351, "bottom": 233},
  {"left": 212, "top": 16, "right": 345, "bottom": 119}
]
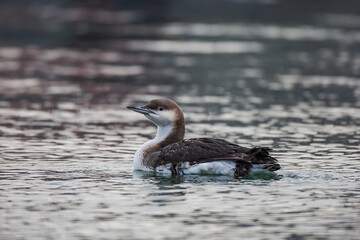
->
[
  {"left": 144, "top": 138, "right": 277, "bottom": 176},
  {"left": 145, "top": 138, "right": 244, "bottom": 167},
  {"left": 163, "top": 138, "right": 248, "bottom": 163}
]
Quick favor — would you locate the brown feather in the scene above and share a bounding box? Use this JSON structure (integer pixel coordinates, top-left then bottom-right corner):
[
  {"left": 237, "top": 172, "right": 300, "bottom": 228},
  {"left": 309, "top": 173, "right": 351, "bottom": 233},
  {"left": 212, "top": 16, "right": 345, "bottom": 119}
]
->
[{"left": 144, "top": 138, "right": 279, "bottom": 177}]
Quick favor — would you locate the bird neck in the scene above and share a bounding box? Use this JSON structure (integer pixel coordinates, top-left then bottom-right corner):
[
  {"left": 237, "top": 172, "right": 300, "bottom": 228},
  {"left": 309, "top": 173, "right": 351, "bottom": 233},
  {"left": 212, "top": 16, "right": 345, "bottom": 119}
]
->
[
  {"left": 155, "top": 125, "right": 173, "bottom": 142},
  {"left": 134, "top": 117, "right": 185, "bottom": 170},
  {"left": 155, "top": 120, "right": 185, "bottom": 148}
]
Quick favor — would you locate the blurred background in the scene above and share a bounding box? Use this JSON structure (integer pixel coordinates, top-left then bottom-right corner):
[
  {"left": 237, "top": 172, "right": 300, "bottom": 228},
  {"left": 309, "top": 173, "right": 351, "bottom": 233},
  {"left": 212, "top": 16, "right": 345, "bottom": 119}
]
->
[
  {"left": 1, "top": 0, "right": 360, "bottom": 111},
  {"left": 1, "top": 1, "right": 360, "bottom": 240}
]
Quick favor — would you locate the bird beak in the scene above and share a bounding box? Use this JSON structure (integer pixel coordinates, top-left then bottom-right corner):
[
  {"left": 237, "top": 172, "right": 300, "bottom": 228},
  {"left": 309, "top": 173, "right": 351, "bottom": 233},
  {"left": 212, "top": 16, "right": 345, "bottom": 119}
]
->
[{"left": 127, "top": 106, "right": 156, "bottom": 115}]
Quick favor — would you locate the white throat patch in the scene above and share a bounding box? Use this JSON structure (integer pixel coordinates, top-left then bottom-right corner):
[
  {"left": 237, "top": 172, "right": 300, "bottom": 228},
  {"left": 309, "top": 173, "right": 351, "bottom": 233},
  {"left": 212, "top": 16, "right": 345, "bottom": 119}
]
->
[{"left": 155, "top": 124, "right": 173, "bottom": 141}]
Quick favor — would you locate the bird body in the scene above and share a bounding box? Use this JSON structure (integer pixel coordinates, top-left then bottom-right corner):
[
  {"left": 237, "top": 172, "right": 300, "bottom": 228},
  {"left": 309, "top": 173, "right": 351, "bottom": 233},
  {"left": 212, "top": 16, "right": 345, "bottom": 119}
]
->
[{"left": 128, "top": 98, "right": 280, "bottom": 177}]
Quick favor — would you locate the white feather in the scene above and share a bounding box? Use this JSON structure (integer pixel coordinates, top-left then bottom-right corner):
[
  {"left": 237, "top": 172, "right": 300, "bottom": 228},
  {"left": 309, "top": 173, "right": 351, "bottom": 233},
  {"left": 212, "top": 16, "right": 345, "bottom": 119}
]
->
[
  {"left": 182, "top": 161, "right": 236, "bottom": 175},
  {"left": 154, "top": 161, "right": 237, "bottom": 175}
]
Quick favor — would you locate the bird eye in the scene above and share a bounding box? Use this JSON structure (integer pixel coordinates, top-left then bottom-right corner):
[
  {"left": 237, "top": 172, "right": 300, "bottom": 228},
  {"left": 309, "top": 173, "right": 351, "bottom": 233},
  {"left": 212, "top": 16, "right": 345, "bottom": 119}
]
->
[{"left": 159, "top": 107, "right": 164, "bottom": 111}]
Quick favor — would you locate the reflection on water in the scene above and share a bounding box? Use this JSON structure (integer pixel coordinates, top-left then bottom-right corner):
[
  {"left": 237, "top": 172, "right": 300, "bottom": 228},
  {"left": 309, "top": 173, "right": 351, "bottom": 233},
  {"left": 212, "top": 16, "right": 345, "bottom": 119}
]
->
[{"left": 1, "top": 1, "right": 360, "bottom": 240}]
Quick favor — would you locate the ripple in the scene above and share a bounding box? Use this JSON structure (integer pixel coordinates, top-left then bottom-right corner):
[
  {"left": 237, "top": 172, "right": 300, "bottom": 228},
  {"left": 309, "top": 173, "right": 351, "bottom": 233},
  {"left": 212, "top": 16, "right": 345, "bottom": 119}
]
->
[
  {"left": 123, "top": 40, "right": 264, "bottom": 54},
  {"left": 1, "top": 1, "right": 360, "bottom": 240}
]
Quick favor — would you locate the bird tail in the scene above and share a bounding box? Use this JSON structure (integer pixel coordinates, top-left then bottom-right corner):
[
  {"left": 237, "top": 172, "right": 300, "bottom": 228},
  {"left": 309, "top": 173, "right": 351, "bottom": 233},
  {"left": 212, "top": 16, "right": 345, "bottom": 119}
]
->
[{"left": 245, "top": 147, "right": 281, "bottom": 171}]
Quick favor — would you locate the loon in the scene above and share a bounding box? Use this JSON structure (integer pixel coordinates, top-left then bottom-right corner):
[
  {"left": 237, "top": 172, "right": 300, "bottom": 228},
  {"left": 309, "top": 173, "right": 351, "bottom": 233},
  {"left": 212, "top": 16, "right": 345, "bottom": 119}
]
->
[{"left": 127, "top": 98, "right": 281, "bottom": 177}]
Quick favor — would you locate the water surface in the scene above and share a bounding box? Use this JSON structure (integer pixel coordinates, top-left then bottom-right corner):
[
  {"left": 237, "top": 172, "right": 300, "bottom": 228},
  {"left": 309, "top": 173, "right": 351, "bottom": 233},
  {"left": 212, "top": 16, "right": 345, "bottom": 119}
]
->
[{"left": 0, "top": 1, "right": 360, "bottom": 239}]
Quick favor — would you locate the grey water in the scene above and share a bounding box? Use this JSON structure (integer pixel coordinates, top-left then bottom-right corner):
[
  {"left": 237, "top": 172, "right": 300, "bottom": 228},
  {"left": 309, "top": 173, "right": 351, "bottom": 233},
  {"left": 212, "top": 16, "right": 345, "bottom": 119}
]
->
[{"left": 0, "top": 1, "right": 360, "bottom": 239}]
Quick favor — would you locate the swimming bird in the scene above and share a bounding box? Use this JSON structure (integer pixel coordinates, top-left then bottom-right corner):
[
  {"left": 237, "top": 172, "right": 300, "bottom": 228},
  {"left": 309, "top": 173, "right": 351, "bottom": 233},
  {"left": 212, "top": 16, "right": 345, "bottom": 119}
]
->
[{"left": 127, "top": 98, "right": 280, "bottom": 177}]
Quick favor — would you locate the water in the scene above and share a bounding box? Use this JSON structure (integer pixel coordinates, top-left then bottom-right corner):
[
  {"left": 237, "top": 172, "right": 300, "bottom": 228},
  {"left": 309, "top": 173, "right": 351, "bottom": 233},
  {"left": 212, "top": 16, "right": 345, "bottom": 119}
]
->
[{"left": 1, "top": 1, "right": 360, "bottom": 239}]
